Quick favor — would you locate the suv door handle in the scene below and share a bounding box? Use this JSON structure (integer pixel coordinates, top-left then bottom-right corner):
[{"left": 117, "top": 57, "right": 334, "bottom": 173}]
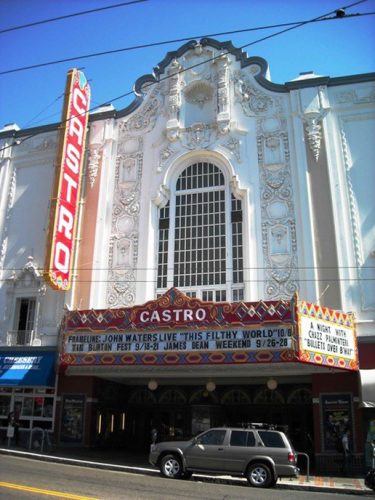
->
[{"left": 217, "top": 447, "right": 224, "bottom": 451}]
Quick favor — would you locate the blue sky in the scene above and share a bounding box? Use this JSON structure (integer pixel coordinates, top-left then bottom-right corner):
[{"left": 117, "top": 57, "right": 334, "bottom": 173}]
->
[{"left": 0, "top": 0, "right": 374, "bottom": 130}]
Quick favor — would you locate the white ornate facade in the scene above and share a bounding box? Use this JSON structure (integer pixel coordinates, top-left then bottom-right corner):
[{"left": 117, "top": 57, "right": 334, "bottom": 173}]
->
[
  {"left": 0, "top": 128, "right": 65, "bottom": 347},
  {"left": 0, "top": 39, "right": 374, "bottom": 464},
  {"left": 0, "top": 37, "right": 374, "bottom": 348},
  {"left": 74, "top": 39, "right": 375, "bottom": 326}
]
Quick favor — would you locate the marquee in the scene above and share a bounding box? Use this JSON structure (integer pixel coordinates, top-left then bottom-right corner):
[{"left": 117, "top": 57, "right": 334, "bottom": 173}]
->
[
  {"left": 60, "top": 289, "right": 358, "bottom": 370},
  {"left": 295, "top": 299, "right": 358, "bottom": 371}
]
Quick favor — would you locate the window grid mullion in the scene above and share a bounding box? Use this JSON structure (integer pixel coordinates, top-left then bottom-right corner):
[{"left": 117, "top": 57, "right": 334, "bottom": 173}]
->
[{"left": 157, "top": 163, "right": 244, "bottom": 301}]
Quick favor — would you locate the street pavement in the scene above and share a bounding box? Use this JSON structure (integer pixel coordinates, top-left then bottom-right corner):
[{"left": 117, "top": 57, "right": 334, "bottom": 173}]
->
[{"left": 0, "top": 444, "right": 373, "bottom": 496}]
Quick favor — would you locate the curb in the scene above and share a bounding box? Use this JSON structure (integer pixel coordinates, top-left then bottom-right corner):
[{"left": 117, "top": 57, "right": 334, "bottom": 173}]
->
[
  {"left": 277, "top": 481, "right": 371, "bottom": 496},
  {"left": 1, "top": 448, "right": 372, "bottom": 496}
]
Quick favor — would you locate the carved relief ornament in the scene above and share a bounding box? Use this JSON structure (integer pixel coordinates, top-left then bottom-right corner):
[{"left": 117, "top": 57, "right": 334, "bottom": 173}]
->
[
  {"left": 215, "top": 52, "right": 231, "bottom": 134},
  {"left": 257, "top": 120, "right": 299, "bottom": 299},
  {"left": 87, "top": 146, "right": 102, "bottom": 189},
  {"left": 302, "top": 111, "right": 326, "bottom": 162},
  {"left": 183, "top": 80, "right": 214, "bottom": 107},
  {"left": 234, "top": 72, "right": 273, "bottom": 115},
  {"left": 180, "top": 123, "right": 214, "bottom": 150},
  {"left": 119, "top": 92, "right": 160, "bottom": 135},
  {"left": 106, "top": 140, "right": 143, "bottom": 307}
]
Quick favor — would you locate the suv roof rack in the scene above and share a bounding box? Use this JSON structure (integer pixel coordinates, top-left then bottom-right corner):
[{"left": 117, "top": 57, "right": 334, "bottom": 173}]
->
[{"left": 239, "top": 422, "right": 287, "bottom": 431}]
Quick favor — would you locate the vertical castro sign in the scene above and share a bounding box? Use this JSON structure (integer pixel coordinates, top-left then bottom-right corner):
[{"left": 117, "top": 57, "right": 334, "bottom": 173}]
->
[{"left": 45, "top": 69, "right": 91, "bottom": 290}]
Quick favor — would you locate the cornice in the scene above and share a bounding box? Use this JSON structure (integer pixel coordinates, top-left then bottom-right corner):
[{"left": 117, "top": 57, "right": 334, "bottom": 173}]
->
[{"left": 286, "top": 72, "right": 375, "bottom": 90}]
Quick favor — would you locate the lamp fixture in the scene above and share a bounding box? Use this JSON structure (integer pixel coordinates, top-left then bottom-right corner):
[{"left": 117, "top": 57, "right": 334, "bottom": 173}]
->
[
  {"left": 266, "top": 378, "right": 278, "bottom": 391},
  {"left": 148, "top": 379, "right": 158, "bottom": 391},
  {"left": 206, "top": 381, "right": 216, "bottom": 392}
]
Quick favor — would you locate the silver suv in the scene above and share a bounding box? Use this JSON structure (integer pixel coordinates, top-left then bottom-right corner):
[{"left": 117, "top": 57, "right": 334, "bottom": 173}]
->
[{"left": 149, "top": 425, "right": 299, "bottom": 488}]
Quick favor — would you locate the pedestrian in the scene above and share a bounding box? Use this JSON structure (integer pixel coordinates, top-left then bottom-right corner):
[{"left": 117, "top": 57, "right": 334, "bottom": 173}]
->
[
  {"left": 151, "top": 427, "right": 158, "bottom": 444},
  {"left": 8, "top": 404, "right": 21, "bottom": 446},
  {"left": 341, "top": 429, "right": 352, "bottom": 475}
]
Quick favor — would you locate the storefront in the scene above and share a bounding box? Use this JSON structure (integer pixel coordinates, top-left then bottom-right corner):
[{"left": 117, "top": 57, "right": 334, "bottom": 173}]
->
[
  {"left": 358, "top": 343, "right": 375, "bottom": 470},
  {"left": 56, "top": 288, "right": 362, "bottom": 472},
  {"left": 0, "top": 349, "right": 58, "bottom": 446}
]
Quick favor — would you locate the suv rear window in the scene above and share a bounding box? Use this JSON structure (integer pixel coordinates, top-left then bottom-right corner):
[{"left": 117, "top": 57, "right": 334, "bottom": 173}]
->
[
  {"left": 258, "top": 431, "right": 285, "bottom": 448},
  {"left": 230, "top": 430, "right": 256, "bottom": 447}
]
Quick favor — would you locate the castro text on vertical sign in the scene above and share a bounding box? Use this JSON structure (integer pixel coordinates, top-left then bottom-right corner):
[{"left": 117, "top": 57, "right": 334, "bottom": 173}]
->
[{"left": 45, "top": 69, "right": 90, "bottom": 290}]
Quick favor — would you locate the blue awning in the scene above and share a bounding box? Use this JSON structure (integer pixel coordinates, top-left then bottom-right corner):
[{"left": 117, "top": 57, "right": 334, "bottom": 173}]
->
[{"left": 0, "top": 352, "right": 56, "bottom": 387}]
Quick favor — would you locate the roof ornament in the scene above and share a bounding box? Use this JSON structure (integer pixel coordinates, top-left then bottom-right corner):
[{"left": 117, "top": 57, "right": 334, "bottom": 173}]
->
[{"left": 194, "top": 41, "right": 203, "bottom": 55}]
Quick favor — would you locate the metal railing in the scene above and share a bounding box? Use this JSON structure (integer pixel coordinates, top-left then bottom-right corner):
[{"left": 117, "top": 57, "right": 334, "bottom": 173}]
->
[
  {"left": 6, "top": 330, "right": 35, "bottom": 346},
  {"left": 28, "top": 427, "right": 55, "bottom": 452},
  {"left": 296, "top": 452, "right": 310, "bottom": 481}
]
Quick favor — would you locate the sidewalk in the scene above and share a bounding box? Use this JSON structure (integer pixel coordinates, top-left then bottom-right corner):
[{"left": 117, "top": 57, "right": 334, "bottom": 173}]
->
[{"left": 0, "top": 445, "right": 373, "bottom": 495}]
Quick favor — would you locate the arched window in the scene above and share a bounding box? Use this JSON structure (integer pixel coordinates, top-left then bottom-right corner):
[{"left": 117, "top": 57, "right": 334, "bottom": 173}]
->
[
  {"left": 157, "top": 161, "right": 244, "bottom": 301},
  {"left": 128, "top": 389, "right": 157, "bottom": 405},
  {"left": 253, "top": 388, "right": 285, "bottom": 405},
  {"left": 159, "top": 389, "right": 187, "bottom": 405},
  {"left": 189, "top": 389, "right": 219, "bottom": 404},
  {"left": 287, "top": 388, "right": 312, "bottom": 404},
  {"left": 221, "top": 389, "right": 251, "bottom": 405}
]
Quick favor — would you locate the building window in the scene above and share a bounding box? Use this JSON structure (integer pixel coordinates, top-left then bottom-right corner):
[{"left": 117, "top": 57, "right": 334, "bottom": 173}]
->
[
  {"left": 253, "top": 388, "right": 285, "bottom": 405},
  {"left": 128, "top": 389, "right": 157, "bottom": 405},
  {"left": 157, "top": 204, "right": 170, "bottom": 289},
  {"left": 0, "top": 387, "right": 56, "bottom": 433},
  {"left": 13, "top": 298, "right": 36, "bottom": 345},
  {"left": 231, "top": 196, "right": 244, "bottom": 285},
  {"left": 158, "top": 389, "right": 187, "bottom": 405},
  {"left": 157, "top": 162, "right": 244, "bottom": 301},
  {"left": 287, "top": 388, "right": 312, "bottom": 404},
  {"left": 221, "top": 389, "right": 251, "bottom": 405}
]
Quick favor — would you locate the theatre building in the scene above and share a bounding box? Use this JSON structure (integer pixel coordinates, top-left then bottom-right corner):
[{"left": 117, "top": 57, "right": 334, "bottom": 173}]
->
[{"left": 0, "top": 39, "right": 374, "bottom": 473}]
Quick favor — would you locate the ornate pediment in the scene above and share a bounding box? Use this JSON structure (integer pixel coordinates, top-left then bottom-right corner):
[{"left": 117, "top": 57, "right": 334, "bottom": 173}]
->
[{"left": 6, "top": 256, "right": 46, "bottom": 295}]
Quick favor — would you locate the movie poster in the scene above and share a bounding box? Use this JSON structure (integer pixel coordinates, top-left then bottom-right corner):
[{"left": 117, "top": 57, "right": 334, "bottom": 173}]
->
[
  {"left": 60, "top": 394, "right": 85, "bottom": 443},
  {"left": 321, "top": 394, "right": 352, "bottom": 452}
]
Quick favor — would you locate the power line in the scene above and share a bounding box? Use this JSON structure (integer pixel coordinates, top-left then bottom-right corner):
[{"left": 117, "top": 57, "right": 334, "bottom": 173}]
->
[
  {"left": 21, "top": 93, "right": 64, "bottom": 129},
  {"left": 242, "top": 12, "right": 373, "bottom": 53},
  {"left": 1, "top": 11, "right": 373, "bottom": 76},
  {"left": 2, "top": 266, "right": 374, "bottom": 271},
  {"left": 0, "top": 1, "right": 370, "bottom": 155},
  {"left": 0, "top": 0, "right": 149, "bottom": 35},
  {"left": 108, "top": 1, "right": 371, "bottom": 104},
  {"left": 0, "top": 278, "right": 374, "bottom": 283}
]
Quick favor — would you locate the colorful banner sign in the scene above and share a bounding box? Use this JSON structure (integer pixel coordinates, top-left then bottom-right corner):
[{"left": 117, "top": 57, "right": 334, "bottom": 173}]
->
[
  {"left": 64, "top": 326, "right": 293, "bottom": 354},
  {"left": 64, "top": 287, "right": 293, "bottom": 331},
  {"left": 60, "top": 288, "right": 295, "bottom": 367},
  {"left": 45, "top": 69, "right": 91, "bottom": 290},
  {"left": 60, "top": 289, "right": 358, "bottom": 370},
  {"left": 295, "top": 299, "right": 358, "bottom": 371}
]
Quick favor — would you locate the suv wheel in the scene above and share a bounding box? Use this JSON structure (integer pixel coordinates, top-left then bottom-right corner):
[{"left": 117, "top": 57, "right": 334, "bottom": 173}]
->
[
  {"left": 247, "top": 463, "right": 273, "bottom": 488},
  {"left": 160, "top": 454, "right": 183, "bottom": 479}
]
